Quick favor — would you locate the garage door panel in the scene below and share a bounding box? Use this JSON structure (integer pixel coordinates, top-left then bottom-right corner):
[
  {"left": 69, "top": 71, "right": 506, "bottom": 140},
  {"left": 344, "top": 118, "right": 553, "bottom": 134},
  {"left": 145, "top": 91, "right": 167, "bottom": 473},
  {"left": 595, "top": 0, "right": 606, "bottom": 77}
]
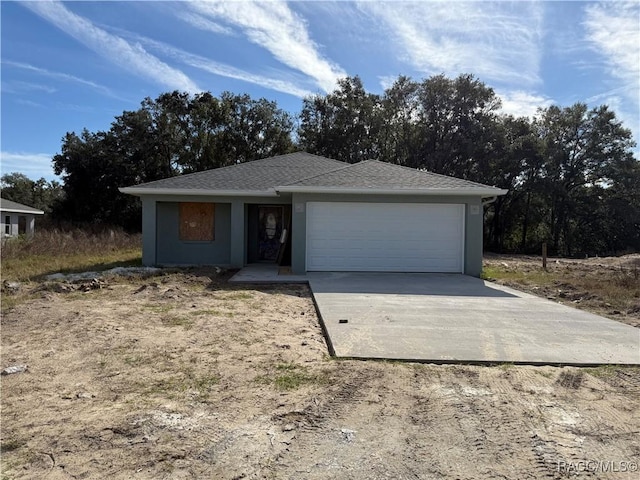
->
[{"left": 306, "top": 202, "right": 464, "bottom": 272}]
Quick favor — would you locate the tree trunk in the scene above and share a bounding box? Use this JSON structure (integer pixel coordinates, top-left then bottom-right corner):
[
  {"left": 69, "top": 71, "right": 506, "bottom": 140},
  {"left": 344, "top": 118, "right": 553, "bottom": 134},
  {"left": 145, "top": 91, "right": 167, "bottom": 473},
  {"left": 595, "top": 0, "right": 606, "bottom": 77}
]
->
[{"left": 520, "top": 190, "right": 531, "bottom": 251}]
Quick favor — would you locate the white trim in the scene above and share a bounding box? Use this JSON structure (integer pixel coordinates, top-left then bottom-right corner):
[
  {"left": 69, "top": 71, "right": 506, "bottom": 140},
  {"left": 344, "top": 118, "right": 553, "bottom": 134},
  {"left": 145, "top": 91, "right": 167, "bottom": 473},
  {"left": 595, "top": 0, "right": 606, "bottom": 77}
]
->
[
  {"left": 0, "top": 208, "right": 44, "bottom": 215},
  {"left": 277, "top": 186, "right": 508, "bottom": 197},
  {"left": 460, "top": 204, "right": 466, "bottom": 274},
  {"left": 119, "top": 187, "right": 279, "bottom": 197},
  {"left": 120, "top": 186, "right": 508, "bottom": 198}
]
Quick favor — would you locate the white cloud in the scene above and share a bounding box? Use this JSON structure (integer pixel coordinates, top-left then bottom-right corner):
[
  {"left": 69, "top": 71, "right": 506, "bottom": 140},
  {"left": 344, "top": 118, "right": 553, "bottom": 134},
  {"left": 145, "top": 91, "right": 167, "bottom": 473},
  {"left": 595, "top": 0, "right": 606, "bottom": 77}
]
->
[
  {"left": 0, "top": 152, "right": 58, "bottom": 181},
  {"left": 378, "top": 75, "right": 399, "bottom": 91},
  {"left": 359, "top": 1, "right": 544, "bottom": 87},
  {"left": 23, "top": 1, "right": 199, "bottom": 93},
  {"left": 136, "top": 36, "right": 314, "bottom": 98},
  {"left": 15, "top": 99, "right": 44, "bottom": 108},
  {"left": 497, "top": 90, "right": 554, "bottom": 118},
  {"left": 584, "top": 2, "right": 640, "bottom": 88},
  {"left": 188, "top": 0, "right": 346, "bottom": 92},
  {"left": 177, "top": 11, "right": 235, "bottom": 36},
  {"left": 1, "top": 80, "right": 56, "bottom": 94},
  {"left": 2, "top": 60, "right": 117, "bottom": 97},
  {"left": 584, "top": 1, "right": 640, "bottom": 144}
]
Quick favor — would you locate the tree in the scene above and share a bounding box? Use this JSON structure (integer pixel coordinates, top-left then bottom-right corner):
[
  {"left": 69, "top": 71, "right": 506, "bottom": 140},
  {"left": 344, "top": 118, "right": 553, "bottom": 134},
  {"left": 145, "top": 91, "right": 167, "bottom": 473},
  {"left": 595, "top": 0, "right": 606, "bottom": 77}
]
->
[
  {"left": 379, "top": 76, "right": 421, "bottom": 166},
  {"left": 298, "top": 76, "right": 381, "bottom": 163},
  {"left": 0, "top": 172, "right": 63, "bottom": 214},
  {"left": 482, "top": 115, "right": 544, "bottom": 252},
  {"left": 413, "top": 74, "right": 501, "bottom": 178},
  {"left": 535, "top": 104, "right": 636, "bottom": 255},
  {"left": 51, "top": 91, "right": 295, "bottom": 229}
]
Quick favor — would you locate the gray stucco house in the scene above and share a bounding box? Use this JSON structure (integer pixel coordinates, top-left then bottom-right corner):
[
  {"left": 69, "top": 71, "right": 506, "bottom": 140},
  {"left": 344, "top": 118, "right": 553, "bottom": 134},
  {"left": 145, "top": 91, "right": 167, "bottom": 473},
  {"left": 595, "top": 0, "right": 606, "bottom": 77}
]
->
[
  {"left": 120, "top": 152, "right": 507, "bottom": 277},
  {"left": 0, "top": 198, "right": 44, "bottom": 238}
]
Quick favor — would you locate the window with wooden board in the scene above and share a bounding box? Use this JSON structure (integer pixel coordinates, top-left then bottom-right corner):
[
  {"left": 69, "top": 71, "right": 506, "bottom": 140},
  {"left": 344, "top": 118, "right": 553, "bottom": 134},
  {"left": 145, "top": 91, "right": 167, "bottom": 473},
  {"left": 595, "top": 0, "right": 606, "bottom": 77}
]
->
[{"left": 179, "top": 203, "right": 214, "bottom": 241}]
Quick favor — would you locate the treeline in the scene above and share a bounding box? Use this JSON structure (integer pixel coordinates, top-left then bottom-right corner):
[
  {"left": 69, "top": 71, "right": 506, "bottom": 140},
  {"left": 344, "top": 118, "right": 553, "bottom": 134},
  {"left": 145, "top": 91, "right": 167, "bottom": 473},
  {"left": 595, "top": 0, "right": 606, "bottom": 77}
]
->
[
  {"left": 0, "top": 173, "right": 63, "bottom": 215},
  {"left": 298, "top": 76, "right": 639, "bottom": 256},
  {"left": 3, "top": 74, "right": 638, "bottom": 256}
]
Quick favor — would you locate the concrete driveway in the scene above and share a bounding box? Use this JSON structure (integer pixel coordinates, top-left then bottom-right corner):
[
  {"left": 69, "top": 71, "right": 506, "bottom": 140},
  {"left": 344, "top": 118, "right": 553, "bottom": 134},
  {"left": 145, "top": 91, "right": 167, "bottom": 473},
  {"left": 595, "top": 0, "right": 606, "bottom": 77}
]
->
[{"left": 308, "top": 273, "right": 640, "bottom": 365}]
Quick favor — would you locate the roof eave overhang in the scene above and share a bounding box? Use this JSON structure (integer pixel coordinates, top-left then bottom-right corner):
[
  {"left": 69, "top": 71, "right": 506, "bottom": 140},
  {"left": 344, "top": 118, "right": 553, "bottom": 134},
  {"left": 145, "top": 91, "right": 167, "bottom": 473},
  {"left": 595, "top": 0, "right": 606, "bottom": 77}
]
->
[
  {"left": 119, "top": 187, "right": 280, "bottom": 197},
  {"left": 275, "top": 186, "right": 509, "bottom": 197},
  {"left": 0, "top": 208, "right": 45, "bottom": 215}
]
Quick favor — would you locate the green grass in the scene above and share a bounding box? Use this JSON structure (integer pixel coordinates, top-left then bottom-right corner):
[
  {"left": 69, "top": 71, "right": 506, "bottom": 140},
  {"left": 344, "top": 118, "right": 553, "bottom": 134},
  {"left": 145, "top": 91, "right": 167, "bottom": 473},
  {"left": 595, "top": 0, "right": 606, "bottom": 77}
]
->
[
  {"left": 256, "top": 363, "right": 327, "bottom": 391},
  {"left": 497, "top": 362, "right": 515, "bottom": 371},
  {"left": 144, "top": 304, "right": 175, "bottom": 313},
  {"left": 140, "top": 372, "right": 220, "bottom": 399},
  {"left": 583, "top": 365, "right": 632, "bottom": 379},
  {"left": 222, "top": 291, "right": 253, "bottom": 300},
  {"left": 189, "top": 309, "right": 223, "bottom": 317},
  {"left": 161, "top": 314, "right": 194, "bottom": 329},
  {"left": 123, "top": 355, "right": 147, "bottom": 366}
]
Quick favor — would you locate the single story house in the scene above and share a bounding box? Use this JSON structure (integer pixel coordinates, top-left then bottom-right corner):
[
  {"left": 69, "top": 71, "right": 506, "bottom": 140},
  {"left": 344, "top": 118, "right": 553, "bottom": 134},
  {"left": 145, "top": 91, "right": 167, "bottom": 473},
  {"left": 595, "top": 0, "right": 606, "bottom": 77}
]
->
[
  {"left": 0, "top": 198, "right": 45, "bottom": 237},
  {"left": 120, "top": 152, "right": 507, "bottom": 277}
]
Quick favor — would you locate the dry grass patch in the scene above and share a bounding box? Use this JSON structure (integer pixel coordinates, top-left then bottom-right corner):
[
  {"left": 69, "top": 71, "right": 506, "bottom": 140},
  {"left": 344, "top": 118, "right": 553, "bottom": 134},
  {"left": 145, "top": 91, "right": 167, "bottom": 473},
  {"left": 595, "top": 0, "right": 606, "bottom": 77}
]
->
[
  {"left": 483, "top": 254, "right": 640, "bottom": 326},
  {"left": 256, "top": 363, "right": 330, "bottom": 391},
  {"left": 1, "top": 228, "right": 142, "bottom": 313},
  {"left": 1, "top": 228, "right": 141, "bottom": 281}
]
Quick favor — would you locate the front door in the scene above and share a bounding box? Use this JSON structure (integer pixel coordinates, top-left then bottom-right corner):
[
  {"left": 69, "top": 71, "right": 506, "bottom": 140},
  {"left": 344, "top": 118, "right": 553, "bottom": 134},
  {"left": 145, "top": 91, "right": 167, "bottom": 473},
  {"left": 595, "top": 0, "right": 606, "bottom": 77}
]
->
[{"left": 258, "top": 206, "right": 283, "bottom": 261}]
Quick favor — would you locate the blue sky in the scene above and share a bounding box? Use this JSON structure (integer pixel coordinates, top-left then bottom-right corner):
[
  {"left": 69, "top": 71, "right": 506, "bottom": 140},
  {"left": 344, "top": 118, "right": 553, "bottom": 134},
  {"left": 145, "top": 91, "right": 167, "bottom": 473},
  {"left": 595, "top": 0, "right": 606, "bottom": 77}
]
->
[{"left": 1, "top": 1, "right": 639, "bottom": 182}]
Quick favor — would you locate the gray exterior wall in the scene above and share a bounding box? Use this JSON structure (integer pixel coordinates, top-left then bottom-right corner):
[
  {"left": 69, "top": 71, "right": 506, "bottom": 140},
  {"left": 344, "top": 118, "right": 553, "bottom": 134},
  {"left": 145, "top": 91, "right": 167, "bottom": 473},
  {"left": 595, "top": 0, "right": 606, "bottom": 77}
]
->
[
  {"left": 140, "top": 192, "right": 486, "bottom": 276},
  {"left": 140, "top": 194, "right": 290, "bottom": 267},
  {"left": 289, "top": 193, "right": 485, "bottom": 277}
]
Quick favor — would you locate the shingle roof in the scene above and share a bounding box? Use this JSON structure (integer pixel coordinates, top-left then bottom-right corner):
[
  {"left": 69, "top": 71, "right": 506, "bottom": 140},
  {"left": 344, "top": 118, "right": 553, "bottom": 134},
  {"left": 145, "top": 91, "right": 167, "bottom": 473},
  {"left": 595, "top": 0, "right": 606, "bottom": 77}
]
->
[
  {"left": 121, "top": 151, "right": 506, "bottom": 196},
  {"left": 282, "top": 160, "right": 495, "bottom": 191},
  {"left": 0, "top": 198, "right": 45, "bottom": 214},
  {"left": 127, "top": 152, "right": 345, "bottom": 191}
]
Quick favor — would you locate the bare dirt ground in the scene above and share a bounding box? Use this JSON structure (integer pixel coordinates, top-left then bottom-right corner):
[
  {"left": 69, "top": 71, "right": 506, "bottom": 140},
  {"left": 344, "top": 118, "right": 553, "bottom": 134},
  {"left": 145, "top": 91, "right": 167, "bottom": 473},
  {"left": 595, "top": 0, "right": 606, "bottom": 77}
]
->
[
  {"left": 484, "top": 253, "right": 640, "bottom": 328},
  {"left": 2, "top": 267, "right": 639, "bottom": 479}
]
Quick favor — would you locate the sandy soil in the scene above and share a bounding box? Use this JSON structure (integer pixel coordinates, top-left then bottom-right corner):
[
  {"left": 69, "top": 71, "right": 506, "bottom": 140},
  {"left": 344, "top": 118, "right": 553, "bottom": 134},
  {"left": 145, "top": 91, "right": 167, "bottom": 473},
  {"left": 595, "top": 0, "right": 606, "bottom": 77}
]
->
[{"left": 1, "top": 268, "right": 639, "bottom": 479}]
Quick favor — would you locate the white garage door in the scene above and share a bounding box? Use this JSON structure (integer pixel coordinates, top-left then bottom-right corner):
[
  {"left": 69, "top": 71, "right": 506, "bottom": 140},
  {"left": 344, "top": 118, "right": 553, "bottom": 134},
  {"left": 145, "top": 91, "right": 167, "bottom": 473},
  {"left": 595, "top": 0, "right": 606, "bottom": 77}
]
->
[{"left": 306, "top": 202, "right": 464, "bottom": 272}]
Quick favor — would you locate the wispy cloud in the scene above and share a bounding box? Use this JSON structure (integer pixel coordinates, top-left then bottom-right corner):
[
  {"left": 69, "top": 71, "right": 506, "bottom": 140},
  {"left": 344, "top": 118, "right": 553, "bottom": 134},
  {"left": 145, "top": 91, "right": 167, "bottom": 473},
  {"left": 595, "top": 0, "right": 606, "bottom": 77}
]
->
[
  {"left": 133, "top": 34, "right": 314, "bottom": 98},
  {"left": 1, "top": 80, "right": 56, "bottom": 94},
  {"left": 23, "top": 0, "right": 199, "bottom": 93},
  {"left": 15, "top": 99, "right": 44, "bottom": 108},
  {"left": 0, "top": 152, "right": 58, "bottom": 181},
  {"left": 584, "top": 2, "right": 640, "bottom": 89},
  {"left": 177, "top": 11, "right": 235, "bottom": 36},
  {"left": 497, "top": 90, "right": 554, "bottom": 118},
  {"left": 187, "top": 0, "right": 346, "bottom": 92},
  {"left": 2, "top": 60, "right": 116, "bottom": 97},
  {"left": 583, "top": 2, "right": 639, "bottom": 141},
  {"left": 359, "top": 1, "right": 544, "bottom": 87}
]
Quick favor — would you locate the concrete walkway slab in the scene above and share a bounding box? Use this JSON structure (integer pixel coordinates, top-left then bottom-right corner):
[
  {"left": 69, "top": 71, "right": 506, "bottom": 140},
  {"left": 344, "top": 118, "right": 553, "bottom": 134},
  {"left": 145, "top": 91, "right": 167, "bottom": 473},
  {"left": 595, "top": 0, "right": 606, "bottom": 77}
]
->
[
  {"left": 229, "top": 264, "right": 309, "bottom": 284},
  {"left": 308, "top": 273, "right": 640, "bottom": 365}
]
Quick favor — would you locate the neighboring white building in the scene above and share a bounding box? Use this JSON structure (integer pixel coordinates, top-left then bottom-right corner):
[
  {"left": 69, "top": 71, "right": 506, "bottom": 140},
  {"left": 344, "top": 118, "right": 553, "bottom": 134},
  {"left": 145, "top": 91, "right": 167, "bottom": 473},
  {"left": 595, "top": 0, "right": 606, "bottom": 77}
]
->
[{"left": 0, "top": 198, "right": 45, "bottom": 237}]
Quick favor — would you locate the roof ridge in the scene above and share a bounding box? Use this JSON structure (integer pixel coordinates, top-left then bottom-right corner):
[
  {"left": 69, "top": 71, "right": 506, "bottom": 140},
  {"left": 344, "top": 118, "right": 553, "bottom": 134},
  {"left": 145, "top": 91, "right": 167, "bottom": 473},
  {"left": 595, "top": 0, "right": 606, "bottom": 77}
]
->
[
  {"left": 281, "top": 159, "right": 357, "bottom": 186},
  {"left": 293, "top": 151, "right": 346, "bottom": 165}
]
